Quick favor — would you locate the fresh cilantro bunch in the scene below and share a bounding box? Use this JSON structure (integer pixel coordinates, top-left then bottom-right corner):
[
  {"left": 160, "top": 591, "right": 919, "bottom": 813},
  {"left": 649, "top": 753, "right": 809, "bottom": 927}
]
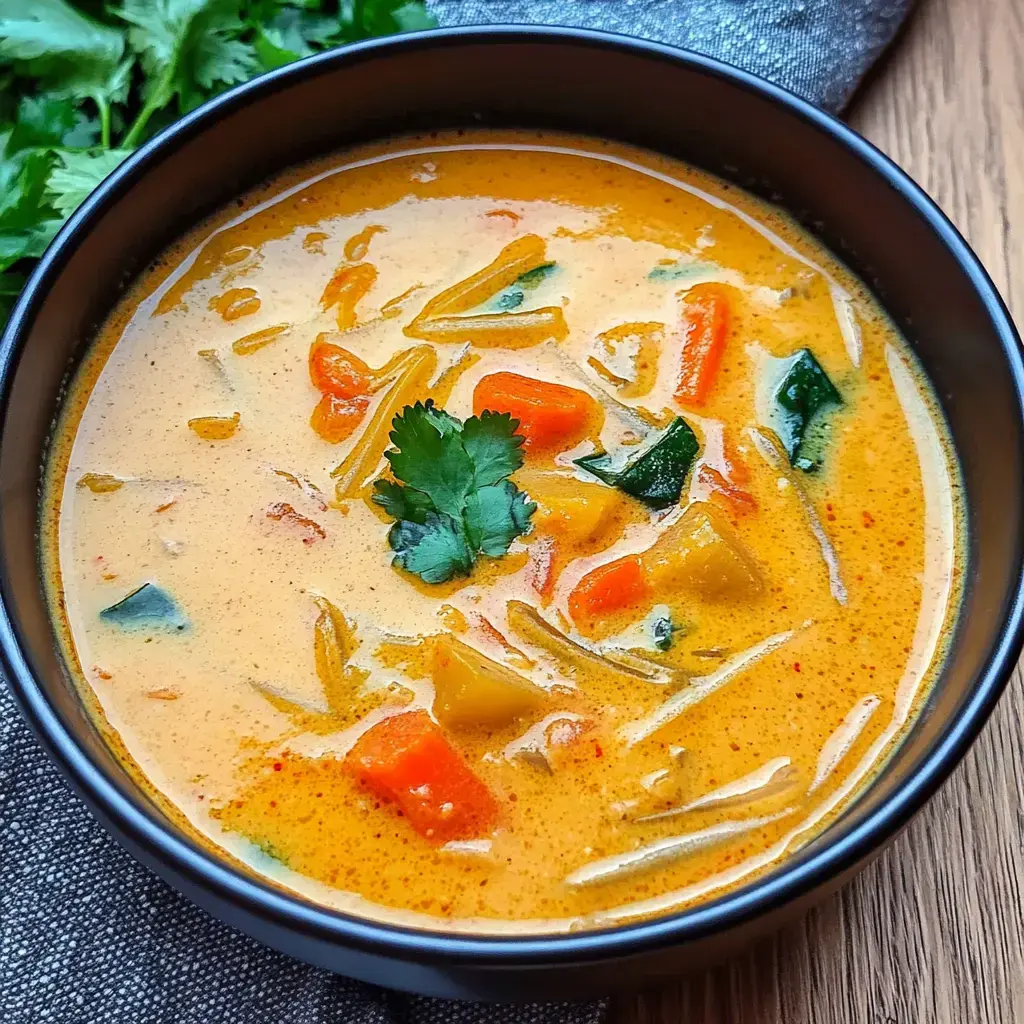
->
[
  {"left": 0, "top": 0, "right": 435, "bottom": 327},
  {"left": 373, "top": 401, "right": 537, "bottom": 584}
]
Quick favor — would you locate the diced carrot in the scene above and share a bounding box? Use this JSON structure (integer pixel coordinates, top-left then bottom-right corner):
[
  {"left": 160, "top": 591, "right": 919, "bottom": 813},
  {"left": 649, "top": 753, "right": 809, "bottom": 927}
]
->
[
  {"left": 309, "top": 337, "right": 373, "bottom": 397},
  {"left": 473, "top": 371, "right": 602, "bottom": 450},
  {"left": 568, "top": 555, "right": 648, "bottom": 624},
  {"left": 675, "top": 283, "right": 731, "bottom": 406},
  {"left": 346, "top": 710, "right": 499, "bottom": 842},
  {"left": 697, "top": 464, "right": 758, "bottom": 515},
  {"left": 721, "top": 430, "right": 751, "bottom": 485},
  {"left": 310, "top": 393, "right": 370, "bottom": 443}
]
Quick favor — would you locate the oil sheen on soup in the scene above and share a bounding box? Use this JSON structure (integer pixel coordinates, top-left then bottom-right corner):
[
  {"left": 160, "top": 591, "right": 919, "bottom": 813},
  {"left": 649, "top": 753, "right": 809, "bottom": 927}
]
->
[{"left": 45, "top": 132, "right": 962, "bottom": 934}]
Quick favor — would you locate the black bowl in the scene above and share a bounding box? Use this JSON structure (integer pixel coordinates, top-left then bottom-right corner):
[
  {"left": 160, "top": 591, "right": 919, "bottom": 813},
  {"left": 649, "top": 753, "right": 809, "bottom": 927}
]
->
[{"left": 1, "top": 27, "right": 1022, "bottom": 1002}]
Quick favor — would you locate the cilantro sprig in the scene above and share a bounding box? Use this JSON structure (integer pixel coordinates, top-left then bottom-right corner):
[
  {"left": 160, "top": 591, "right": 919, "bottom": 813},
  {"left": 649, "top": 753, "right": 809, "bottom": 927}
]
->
[
  {"left": 373, "top": 401, "right": 537, "bottom": 584},
  {"left": 0, "top": 0, "right": 436, "bottom": 329}
]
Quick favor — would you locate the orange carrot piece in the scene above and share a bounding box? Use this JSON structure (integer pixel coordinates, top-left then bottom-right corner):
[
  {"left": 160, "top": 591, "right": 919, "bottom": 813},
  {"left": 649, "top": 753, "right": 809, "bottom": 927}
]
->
[
  {"left": 568, "top": 555, "right": 648, "bottom": 625},
  {"left": 721, "top": 430, "right": 751, "bottom": 485},
  {"left": 346, "top": 711, "right": 500, "bottom": 842},
  {"left": 697, "top": 464, "right": 758, "bottom": 515},
  {"left": 675, "top": 284, "right": 731, "bottom": 407},
  {"left": 309, "top": 337, "right": 373, "bottom": 398},
  {"left": 473, "top": 371, "right": 601, "bottom": 450},
  {"left": 310, "top": 393, "right": 370, "bottom": 443}
]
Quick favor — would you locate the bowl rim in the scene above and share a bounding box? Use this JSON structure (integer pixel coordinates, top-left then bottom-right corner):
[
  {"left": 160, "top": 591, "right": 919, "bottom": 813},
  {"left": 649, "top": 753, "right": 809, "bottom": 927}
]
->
[{"left": 2, "top": 24, "right": 1024, "bottom": 967}]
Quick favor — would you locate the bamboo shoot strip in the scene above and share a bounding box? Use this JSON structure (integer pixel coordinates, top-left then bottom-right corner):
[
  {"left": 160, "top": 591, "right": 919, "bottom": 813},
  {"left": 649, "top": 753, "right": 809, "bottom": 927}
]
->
[
  {"left": 564, "top": 812, "right": 790, "bottom": 888},
  {"left": 330, "top": 346, "right": 437, "bottom": 499},
  {"left": 748, "top": 426, "right": 847, "bottom": 605},
  {"left": 620, "top": 628, "right": 798, "bottom": 746},
  {"left": 637, "top": 757, "right": 797, "bottom": 821},
  {"left": 809, "top": 695, "right": 881, "bottom": 793}
]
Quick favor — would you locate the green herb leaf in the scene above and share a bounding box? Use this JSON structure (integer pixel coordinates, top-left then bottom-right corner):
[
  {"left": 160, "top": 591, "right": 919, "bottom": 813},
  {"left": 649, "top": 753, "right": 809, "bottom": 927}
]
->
[
  {"left": 389, "top": 513, "right": 474, "bottom": 584},
  {"left": 6, "top": 93, "right": 85, "bottom": 153},
  {"left": 99, "top": 581, "right": 188, "bottom": 631},
  {"left": 46, "top": 148, "right": 132, "bottom": 215},
  {"left": 651, "top": 613, "right": 675, "bottom": 651},
  {"left": 376, "top": 402, "right": 535, "bottom": 582},
  {"left": 575, "top": 417, "right": 700, "bottom": 509},
  {"left": 460, "top": 409, "right": 525, "bottom": 488},
  {"left": 384, "top": 401, "right": 474, "bottom": 516},
  {"left": 0, "top": 148, "right": 63, "bottom": 270},
  {"left": 0, "top": 0, "right": 126, "bottom": 97},
  {"left": 371, "top": 478, "right": 435, "bottom": 526},
  {"left": 516, "top": 261, "right": 556, "bottom": 288},
  {"left": 463, "top": 480, "right": 536, "bottom": 557},
  {"left": 0, "top": 269, "right": 25, "bottom": 322},
  {"left": 770, "top": 348, "right": 842, "bottom": 472}
]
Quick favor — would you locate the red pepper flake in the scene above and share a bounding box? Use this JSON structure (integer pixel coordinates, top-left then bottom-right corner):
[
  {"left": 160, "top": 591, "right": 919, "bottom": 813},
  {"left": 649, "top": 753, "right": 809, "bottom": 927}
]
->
[
  {"left": 793, "top": 662, "right": 801, "bottom": 672},
  {"left": 486, "top": 208, "right": 521, "bottom": 222},
  {"left": 155, "top": 500, "right": 176, "bottom": 513},
  {"left": 795, "top": 692, "right": 804, "bottom": 699},
  {"left": 826, "top": 513, "right": 836, "bottom": 522},
  {"left": 273, "top": 762, "right": 283, "bottom": 772},
  {"left": 593, "top": 742, "right": 604, "bottom": 758},
  {"left": 862, "top": 511, "right": 875, "bottom": 527},
  {"left": 92, "top": 665, "right": 112, "bottom": 680},
  {"left": 729, "top": 741, "right": 741, "bottom": 752},
  {"left": 269, "top": 800, "right": 277, "bottom": 808},
  {"left": 896, "top": 539, "right": 905, "bottom": 547}
]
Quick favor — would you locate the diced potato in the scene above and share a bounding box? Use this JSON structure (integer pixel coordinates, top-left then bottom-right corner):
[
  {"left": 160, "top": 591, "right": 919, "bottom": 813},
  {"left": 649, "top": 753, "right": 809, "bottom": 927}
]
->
[
  {"left": 432, "top": 633, "right": 546, "bottom": 730},
  {"left": 518, "top": 470, "right": 623, "bottom": 545},
  {"left": 643, "top": 501, "right": 764, "bottom": 598}
]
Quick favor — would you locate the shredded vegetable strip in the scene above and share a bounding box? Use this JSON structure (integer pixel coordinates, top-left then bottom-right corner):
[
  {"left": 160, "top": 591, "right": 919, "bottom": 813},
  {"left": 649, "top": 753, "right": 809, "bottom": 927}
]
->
[
  {"left": 748, "top": 426, "right": 847, "bottom": 605},
  {"left": 330, "top": 346, "right": 437, "bottom": 499},
  {"left": 564, "top": 813, "right": 790, "bottom": 888},
  {"left": 809, "top": 695, "right": 881, "bottom": 792},
  {"left": 620, "top": 628, "right": 798, "bottom": 746}
]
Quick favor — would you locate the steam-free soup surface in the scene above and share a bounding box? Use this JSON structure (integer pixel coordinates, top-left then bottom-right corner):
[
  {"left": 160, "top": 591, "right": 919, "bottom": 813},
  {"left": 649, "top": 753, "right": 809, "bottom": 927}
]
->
[{"left": 46, "top": 132, "right": 960, "bottom": 933}]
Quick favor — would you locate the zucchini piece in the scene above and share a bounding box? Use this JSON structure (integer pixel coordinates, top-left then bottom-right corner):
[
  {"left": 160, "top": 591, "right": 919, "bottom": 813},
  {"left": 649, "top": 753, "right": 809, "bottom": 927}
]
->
[
  {"left": 100, "top": 583, "right": 187, "bottom": 632},
  {"left": 574, "top": 417, "right": 699, "bottom": 509},
  {"left": 772, "top": 349, "right": 842, "bottom": 472}
]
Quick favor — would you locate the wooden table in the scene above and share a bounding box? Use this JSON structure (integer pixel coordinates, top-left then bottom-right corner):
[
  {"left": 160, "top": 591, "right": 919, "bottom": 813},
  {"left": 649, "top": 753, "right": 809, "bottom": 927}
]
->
[{"left": 616, "top": 0, "right": 1024, "bottom": 1019}]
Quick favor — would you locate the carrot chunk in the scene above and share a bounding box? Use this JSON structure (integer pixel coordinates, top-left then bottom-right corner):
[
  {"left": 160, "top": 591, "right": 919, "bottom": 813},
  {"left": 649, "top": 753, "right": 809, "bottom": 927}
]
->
[
  {"left": 309, "top": 337, "right": 373, "bottom": 398},
  {"left": 473, "top": 371, "right": 601, "bottom": 450},
  {"left": 568, "top": 555, "right": 648, "bottom": 625},
  {"left": 310, "top": 393, "right": 370, "bottom": 443},
  {"left": 675, "top": 284, "right": 731, "bottom": 406},
  {"left": 346, "top": 711, "right": 499, "bottom": 841}
]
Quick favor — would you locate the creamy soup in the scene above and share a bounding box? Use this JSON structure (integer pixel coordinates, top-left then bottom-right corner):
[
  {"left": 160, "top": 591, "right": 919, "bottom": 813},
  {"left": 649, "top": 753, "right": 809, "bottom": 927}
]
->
[{"left": 43, "top": 131, "right": 962, "bottom": 933}]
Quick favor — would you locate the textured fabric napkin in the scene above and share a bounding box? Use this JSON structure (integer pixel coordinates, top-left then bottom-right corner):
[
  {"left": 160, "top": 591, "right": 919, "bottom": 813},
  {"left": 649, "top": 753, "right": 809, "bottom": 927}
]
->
[{"left": 1, "top": 3, "right": 914, "bottom": 1022}]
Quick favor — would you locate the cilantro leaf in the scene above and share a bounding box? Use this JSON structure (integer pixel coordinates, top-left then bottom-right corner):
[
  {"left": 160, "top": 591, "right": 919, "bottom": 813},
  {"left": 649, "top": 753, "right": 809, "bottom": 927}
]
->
[
  {"left": 0, "top": 0, "right": 126, "bottom": 96},
  {"left": 0, "top": 270, "right": 25, "bottom": 322},
  {"left": 461, "top": 410, "right": 525, "bottom": 488},
  {"left": 6, "top": 94, "right": 83, "bottom": 153},
  {"left": 463, "top": 480, "right": 536, "bottom": 557},
  {"left": 0, "top": 148, "right": 63, "bottom": 270},
  {"left": 372, "top": 478, "right": 435, "bottom": 525},
  {"left": 375, "top": 402, "right": 536, "bottom": 583},
  {"left": 389, "top": 513, "right": 473, "bottom": 584},
  {"left": 46, "top": 148, "right": 132, "bottom": 215},
  {"left": 117, "top": 0, "right": 259, "bottom": 141},
  {"left": 384, "top": 401, "right": 473, "bottom": 517}
]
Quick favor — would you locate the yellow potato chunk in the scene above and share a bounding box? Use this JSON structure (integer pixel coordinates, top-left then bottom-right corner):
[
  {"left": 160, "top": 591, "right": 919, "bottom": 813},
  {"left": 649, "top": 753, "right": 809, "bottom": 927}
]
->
[
  {"left": 431, "top": 633, "right": 546, "bottom": 730},
  {"left": 643, "top": 501, "right": 764, "bottom": 598},
  {"left": 518, "top": 470, "right": 623, "bottom": 545}
]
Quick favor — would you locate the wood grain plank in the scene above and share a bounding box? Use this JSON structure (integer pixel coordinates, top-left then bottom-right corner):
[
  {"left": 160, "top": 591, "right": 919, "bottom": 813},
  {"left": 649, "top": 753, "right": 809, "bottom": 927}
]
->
[{"left": 615, "top": 0, "right": 1024, "bottom": 1019}]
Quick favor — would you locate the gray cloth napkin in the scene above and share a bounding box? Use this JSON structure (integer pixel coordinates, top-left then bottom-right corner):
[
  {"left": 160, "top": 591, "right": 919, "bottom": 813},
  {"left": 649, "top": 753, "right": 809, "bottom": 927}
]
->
[{"left": 1, "top": 2, "right": 914, "bottom": 1021}]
